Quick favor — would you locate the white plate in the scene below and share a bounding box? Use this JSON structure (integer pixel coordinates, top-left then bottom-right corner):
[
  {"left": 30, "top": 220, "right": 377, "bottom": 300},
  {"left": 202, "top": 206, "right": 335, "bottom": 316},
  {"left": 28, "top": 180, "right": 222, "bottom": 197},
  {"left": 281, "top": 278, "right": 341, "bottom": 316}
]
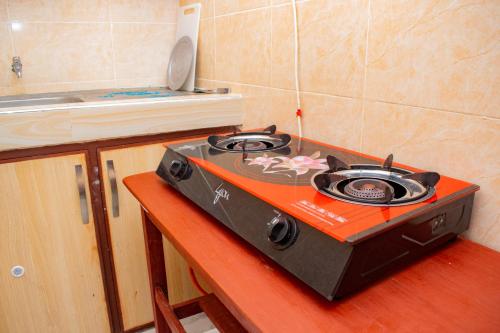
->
[{"left": 167, "top": 36, "right": 194, "bottom": 91}]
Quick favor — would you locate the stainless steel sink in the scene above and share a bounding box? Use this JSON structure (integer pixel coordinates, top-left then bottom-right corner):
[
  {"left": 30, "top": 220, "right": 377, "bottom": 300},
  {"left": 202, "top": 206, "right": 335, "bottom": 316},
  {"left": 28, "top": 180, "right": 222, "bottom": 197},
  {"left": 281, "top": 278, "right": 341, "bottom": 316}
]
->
[
  {"left": 0, "top": 87, "right": 205, "bottom": 111},
  {"left": 0, "top": 96, "right": 84, "bottom": 109}
]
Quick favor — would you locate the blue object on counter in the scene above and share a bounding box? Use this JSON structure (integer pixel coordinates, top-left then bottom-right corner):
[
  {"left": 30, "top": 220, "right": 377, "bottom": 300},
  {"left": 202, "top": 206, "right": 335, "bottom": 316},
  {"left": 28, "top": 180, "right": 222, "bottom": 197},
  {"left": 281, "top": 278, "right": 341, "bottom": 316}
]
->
[{"left": 99, "top": 90, "right": 178, "bottom": 98}]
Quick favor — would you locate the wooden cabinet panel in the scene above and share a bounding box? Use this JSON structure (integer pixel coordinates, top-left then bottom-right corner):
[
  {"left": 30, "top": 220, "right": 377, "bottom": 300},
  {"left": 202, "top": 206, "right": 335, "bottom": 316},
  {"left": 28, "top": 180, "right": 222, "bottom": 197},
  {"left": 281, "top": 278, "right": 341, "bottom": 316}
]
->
[
  {"left": 101, "top": 143, "right": 210, "bottom": 330},
  {"left": 0, "top": 154, "right": 110, "bottom": 333}
]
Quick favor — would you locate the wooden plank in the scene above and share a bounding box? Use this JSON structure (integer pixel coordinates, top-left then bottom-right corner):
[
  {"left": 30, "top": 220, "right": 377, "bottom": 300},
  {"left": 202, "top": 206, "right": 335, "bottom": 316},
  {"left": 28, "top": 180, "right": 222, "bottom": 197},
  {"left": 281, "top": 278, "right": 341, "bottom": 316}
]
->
[
  {"left": 199, "top": 294, "right": 246, "bottom": 333},
  {"left": 125, "top": 172, "right": 500, "bottom": 333},
  {"left": 100, "top": 143, "right": 165, "bottom": 330},
  {"left": 141, "top": 210, "right": 168, "bottom": 333},
  {"left": 0, "top": 95, "right": 242, "bottom": 151},
  {"left": 154, "top": 287, "right": 186, "bottom": 333},
  {"left": 100, "top": 142, "right": 211, "bottom": 329}
]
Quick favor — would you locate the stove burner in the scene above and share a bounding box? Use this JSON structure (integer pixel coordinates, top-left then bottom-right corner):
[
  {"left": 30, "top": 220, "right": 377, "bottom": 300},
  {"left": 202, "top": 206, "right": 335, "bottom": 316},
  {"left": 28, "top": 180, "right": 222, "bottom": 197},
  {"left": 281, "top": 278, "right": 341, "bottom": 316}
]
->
[
  {"left": 313, "top": 154, "right": 440, "bottom": 206},
  {"left": 208, "top": 125, "right": 291, "bottom": 153},
  {"left": 344, "top": 179, "right": 394, "bottom": 200}
]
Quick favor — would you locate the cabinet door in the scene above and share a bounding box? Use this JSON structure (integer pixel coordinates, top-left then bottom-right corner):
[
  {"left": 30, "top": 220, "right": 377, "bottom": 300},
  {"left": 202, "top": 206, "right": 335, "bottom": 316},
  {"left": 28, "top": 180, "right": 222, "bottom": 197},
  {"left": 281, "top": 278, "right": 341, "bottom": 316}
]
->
[
  {"left": 101, "top": 143, "right": 209, "bottom": 330},
  {"left": 0, "top": 154, "right": 110, "bottom": 333}
]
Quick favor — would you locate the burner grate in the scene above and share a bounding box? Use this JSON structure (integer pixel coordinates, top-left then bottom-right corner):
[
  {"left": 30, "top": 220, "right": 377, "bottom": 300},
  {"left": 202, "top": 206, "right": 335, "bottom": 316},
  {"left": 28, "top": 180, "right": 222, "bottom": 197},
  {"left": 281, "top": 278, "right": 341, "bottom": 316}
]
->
[
  {"left": 208, "top": 125, "right": 291, "bottom": 153},
  {"left": 313, "top": 154, "right": 440, "bottom": 206}
]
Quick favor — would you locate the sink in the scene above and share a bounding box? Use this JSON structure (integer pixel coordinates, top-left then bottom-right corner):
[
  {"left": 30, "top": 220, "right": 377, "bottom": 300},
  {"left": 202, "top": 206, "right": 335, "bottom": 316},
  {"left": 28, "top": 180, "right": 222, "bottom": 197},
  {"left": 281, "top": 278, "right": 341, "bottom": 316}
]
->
[
  {"left": 0, "top": 87, "right": 204, "bottom": 111},
  {"left": 0, "top": 96, "right": 84, "bottom": 109}
]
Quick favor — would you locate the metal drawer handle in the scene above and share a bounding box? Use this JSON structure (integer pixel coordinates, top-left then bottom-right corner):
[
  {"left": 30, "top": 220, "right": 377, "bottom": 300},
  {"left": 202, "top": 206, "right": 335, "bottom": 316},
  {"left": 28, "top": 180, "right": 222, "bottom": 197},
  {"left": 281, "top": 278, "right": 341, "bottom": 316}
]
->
[
  {"left": 106, "top": 160, "right": 119, "bottom": 217},
  {"left": 75, "top": 165, "right": 89, "bottom": 224}
]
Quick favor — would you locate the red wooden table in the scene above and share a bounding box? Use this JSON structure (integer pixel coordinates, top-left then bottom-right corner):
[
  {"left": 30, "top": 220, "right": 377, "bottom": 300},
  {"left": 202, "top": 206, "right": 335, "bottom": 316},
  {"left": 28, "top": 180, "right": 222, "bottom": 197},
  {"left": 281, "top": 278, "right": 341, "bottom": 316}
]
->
[{"left": 125, "top": 172, "right": 500, "bottom": 333}]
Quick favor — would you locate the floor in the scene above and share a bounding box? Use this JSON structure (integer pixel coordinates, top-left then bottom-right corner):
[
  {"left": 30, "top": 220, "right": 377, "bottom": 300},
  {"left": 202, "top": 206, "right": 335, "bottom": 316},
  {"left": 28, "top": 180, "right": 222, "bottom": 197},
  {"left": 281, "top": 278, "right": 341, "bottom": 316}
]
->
[{"left": 140, "top": 312, "right": 218, "bottom": 333}]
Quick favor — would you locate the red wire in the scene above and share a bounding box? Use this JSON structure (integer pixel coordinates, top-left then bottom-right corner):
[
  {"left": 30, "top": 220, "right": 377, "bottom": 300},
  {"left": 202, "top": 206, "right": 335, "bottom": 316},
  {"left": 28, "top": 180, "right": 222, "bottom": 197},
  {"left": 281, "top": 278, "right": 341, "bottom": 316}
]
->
[{"left": 189, "top": 267, "right": 208, "bottom": 295}]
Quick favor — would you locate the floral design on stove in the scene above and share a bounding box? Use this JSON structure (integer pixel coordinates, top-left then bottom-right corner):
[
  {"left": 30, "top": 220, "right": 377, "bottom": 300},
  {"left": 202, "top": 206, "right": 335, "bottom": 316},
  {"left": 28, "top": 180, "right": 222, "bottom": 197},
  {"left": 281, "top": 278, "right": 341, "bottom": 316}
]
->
[{"left": 246, "top": 151, "right": 328, "bottom": 177}]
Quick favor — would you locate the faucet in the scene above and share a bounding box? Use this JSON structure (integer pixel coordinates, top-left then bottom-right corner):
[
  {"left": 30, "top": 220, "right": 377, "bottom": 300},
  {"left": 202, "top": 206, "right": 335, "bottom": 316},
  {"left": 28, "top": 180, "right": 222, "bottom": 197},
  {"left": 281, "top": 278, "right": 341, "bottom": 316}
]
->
[{"left": 11, "top": 56, "right": 22, "bottom": 78}]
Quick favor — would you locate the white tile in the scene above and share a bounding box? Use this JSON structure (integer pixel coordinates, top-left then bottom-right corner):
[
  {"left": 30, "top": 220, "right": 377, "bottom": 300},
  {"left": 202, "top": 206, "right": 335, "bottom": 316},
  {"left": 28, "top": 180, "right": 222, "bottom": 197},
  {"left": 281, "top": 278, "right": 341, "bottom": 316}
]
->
[
  {"left": 180, "top": 312, "right": 218, "bottom": 333},
  {"left": 137, "top": 312, "right": 219, "bottom": 333}
]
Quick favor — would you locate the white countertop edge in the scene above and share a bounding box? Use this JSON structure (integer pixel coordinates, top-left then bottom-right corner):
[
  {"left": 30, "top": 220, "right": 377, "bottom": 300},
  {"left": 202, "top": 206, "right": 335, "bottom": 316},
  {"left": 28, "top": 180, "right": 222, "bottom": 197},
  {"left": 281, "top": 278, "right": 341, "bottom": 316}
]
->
[{"left": 0, "top": 93, "right": 242, "bottom": 115}]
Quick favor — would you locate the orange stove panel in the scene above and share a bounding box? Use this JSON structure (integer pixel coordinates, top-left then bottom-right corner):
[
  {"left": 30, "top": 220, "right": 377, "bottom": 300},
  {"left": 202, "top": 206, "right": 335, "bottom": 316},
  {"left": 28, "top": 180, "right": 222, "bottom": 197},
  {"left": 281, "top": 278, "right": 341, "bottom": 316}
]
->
[{"left": 168, "top": 135, "right": 478, "bottom": 243}]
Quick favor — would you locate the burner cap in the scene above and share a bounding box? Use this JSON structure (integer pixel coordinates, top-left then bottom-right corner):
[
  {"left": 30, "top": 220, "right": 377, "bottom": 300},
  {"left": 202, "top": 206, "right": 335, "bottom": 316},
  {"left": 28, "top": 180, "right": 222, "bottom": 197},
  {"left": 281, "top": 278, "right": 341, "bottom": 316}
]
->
[
  {"left": 344, "top": 179, "right": 394, "bottom": 200},
  {"left": 313, "top": 155, "right": 439, "bottom": 206},
  {"left": 231, "top": 140, "right": 272, "bottom": 151}
]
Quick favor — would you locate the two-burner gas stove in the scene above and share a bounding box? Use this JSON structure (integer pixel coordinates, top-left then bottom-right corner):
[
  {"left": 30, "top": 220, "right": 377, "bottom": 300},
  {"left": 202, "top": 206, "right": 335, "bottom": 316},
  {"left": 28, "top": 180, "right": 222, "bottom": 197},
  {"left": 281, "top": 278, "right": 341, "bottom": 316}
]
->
[{"left": 157, "top": 126, "right": 479, "bottom": 300}]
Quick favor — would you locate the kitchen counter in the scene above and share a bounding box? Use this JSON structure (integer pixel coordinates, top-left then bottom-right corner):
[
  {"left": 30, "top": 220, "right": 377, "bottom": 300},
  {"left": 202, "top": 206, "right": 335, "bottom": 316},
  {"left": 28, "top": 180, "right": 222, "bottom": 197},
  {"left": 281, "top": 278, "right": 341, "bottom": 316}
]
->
[
  {"left": 0, "top": 87, "right": 242, "bottom": 151},
  {"left": 125, "top": 171, "right": 500, "bottom": 333}
]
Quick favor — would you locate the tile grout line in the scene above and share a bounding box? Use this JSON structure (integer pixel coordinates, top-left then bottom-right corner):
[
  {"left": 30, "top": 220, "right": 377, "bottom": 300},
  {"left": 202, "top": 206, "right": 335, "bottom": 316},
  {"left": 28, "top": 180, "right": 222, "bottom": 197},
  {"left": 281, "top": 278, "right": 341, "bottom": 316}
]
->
[
  {"left": 212, "top": 0, "right": 217, "bottom": 82},
  {"left": 5, "top": 0, "right": 16, "bottom": 55},
  {"left": 106, "top": 0, "right": 118, "bottom": 87},
  {"left": 269, "top": 2, "right": 273, "bottom": 92},
  {"left": 213, "top": 0, "right": 311, "bottom": 19},
  {"left": 1, "top": 20, "right": 177, "bottom": 25},
  {"left": 197, "top": 78, "right": 500, "bottom": 121},
  {"left": 359, "top": 0, "right": 372, "bottom": 152}
]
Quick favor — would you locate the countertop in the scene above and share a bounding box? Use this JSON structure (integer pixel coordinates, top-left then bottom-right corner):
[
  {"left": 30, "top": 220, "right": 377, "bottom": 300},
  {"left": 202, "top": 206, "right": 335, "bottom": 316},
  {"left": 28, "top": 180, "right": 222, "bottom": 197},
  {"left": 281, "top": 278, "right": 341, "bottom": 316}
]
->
[
  {"left": 0, "top": 87, "right": 242, "bottom": 151},
  {"left": 124, "top": 171, "right": 500, "bottom": 333}
]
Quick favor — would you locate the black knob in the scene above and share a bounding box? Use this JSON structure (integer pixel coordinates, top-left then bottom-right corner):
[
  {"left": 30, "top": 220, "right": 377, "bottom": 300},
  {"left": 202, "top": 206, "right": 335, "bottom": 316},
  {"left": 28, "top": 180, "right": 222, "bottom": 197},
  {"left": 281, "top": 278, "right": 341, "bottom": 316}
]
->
[
  {"left": 169, "top": 159, "right": 192, "bottom": 181},
  {"left": 267, "top": 215, "right": 298, "bottom": 249}
]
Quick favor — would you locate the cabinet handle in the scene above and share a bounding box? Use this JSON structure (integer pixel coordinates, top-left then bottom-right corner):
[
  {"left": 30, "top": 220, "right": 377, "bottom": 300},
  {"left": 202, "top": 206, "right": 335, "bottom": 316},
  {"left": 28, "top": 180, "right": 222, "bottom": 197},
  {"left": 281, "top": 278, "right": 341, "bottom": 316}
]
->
[
  {"left": 75, "top": 165, "right": 89, "bottom": 225},
  {"left": 106, "top": 160, "right": 120, "bottom": 218}
]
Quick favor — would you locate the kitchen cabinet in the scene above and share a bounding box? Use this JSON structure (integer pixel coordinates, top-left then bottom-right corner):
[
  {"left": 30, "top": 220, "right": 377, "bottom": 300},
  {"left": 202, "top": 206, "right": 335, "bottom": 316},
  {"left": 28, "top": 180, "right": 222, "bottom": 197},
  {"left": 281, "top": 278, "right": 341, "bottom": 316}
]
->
[
  {"left": 100, "top": 143, "right": 210, "bottom": 330},
  {"left": 0, "top": 126, "right": 232, "bottom": 332},
  {"left": 0, "top": 153, "right": 110, "bottom": 333}
]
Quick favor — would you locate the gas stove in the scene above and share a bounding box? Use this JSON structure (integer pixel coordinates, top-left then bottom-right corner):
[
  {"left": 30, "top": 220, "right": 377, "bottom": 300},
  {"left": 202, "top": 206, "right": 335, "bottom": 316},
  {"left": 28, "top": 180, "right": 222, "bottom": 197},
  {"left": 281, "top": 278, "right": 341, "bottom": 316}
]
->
[{"left": 156, "top": 126, "right": 479, "bottom": 300}]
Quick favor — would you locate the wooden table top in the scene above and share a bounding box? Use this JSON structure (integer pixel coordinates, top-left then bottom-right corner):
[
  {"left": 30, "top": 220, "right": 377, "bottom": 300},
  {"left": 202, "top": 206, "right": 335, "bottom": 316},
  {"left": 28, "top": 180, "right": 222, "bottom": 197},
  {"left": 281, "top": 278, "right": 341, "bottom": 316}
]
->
[{"left": 124, "top": 172, "right": 500, "bottom": 333}]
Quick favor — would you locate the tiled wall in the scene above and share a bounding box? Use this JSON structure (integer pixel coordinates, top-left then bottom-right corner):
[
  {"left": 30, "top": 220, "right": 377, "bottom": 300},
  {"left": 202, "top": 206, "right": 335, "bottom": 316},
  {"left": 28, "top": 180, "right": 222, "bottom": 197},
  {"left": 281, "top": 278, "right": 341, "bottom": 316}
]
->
[
  {"left": 184, "top": 0, "right": 500, "bottom": 250},
  {"left": 0, "top": 0, "right": 177, "bottom": 96}
]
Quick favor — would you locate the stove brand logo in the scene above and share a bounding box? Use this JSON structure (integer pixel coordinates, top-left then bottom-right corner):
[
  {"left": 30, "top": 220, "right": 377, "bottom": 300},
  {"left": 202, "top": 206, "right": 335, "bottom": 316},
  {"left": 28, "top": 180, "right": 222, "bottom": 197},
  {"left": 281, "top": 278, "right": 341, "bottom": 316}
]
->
[{"left": 213, "top": 184, "right": 230, "bottom": 205}]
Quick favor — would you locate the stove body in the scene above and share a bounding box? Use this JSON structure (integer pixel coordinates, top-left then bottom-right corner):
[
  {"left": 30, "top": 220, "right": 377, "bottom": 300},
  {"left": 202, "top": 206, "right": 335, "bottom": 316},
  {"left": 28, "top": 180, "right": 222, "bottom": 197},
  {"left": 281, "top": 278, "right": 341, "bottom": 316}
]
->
[{"left": 157, "top": 133, "right": 478, "bottom": 300}]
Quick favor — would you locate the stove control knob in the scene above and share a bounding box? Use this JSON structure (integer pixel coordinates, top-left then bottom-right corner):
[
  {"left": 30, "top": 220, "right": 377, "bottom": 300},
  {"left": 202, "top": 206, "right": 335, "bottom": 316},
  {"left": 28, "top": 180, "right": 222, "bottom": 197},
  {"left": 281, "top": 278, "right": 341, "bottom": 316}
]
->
[
  {"left": 169, "top": 159, "right": 192, "bottom": 181},
  {"left": 267, "top": 215, "right": 298, "bottom": 249}
]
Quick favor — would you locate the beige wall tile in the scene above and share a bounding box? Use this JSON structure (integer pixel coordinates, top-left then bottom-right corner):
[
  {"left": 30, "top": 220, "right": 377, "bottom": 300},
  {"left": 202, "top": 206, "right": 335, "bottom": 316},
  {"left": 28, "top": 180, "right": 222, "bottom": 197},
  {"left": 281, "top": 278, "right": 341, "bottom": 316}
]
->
[
  {"left": 180, "top": 0, "right": 214, "bottom": 19},
  {"left": 196, "top": 18, "right": 215, "bottom": 79},
  {"left": 0, "top": 0, "right": 7, "bottom": 20},
  {"left": 204, "top": 79, "right": 364, "bottom": 150},
  {"left": 301, "top": 93, "right": 363, "bottom": 151},
  {"left": 112, "top": 23, "right": 175, "bottom": 82},
  {"left": 215, "top": 8, "right": 271, "bottom": 85},
  {"left": 242, "top": 86, "right": 296, "bottom": 131},
  {"left": 9, "top": 23, "right": 113, "bottom": 85},
  {"left": 8, "top": 0, "right": 109, "bottom": 21},
  {"left": 215, "top": 0, "right": 269, "bottom": 16},
  {"left": 201, "top": 79, "right": 295, "bottom": 131},
  {"left": 366, "top": 0, "right": 500, "bottom": 118},
  {"left": 114, "top": 77, "right": 169, "bottom": 89},
  {"left": 361, "top": 101, "right": 500, "bottom": 250},
  {"left": 0, "top": 22, "right": 11, "bottom": 87},
  {"left": 271, "top": 0, "right": 369, "bottom": 98},
  {"left": 109, "top": 0, "right": 177, "bottom": 23}
]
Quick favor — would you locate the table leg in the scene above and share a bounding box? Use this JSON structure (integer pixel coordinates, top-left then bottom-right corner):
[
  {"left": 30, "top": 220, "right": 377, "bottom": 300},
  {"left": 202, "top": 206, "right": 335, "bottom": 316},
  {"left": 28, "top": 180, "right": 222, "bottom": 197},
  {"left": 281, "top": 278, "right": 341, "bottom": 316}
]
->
[{"left": 141, "top": 208, "right": 169, "bottom": 333}]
